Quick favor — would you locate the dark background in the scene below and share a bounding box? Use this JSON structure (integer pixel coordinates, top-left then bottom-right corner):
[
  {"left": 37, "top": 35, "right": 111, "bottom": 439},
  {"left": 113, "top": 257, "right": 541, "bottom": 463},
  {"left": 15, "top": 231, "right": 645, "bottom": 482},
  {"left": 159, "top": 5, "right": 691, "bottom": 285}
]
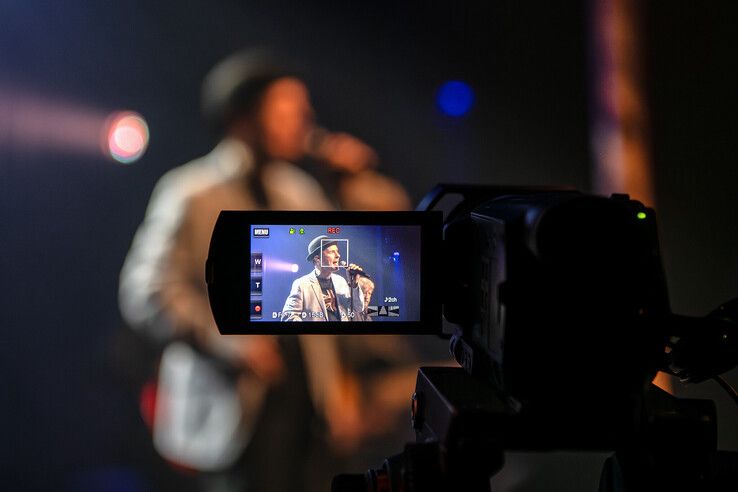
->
[{"left": 1, "top": 0, "right": 736, "bottom": 489}]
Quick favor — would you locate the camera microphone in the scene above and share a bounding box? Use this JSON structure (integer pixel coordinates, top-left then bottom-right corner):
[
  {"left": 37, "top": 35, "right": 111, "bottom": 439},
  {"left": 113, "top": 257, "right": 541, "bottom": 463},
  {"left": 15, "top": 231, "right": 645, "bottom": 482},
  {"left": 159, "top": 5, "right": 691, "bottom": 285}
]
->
[{"left": 340, "top": 261, "right": 371, "bottom": 280}]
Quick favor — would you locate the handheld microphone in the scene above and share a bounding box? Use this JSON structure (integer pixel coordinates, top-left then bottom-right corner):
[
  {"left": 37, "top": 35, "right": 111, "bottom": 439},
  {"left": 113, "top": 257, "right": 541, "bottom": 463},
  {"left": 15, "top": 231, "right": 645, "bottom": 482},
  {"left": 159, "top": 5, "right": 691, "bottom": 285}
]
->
[{"left": 340, "top": 261, "right": 371, "bottom": 279}]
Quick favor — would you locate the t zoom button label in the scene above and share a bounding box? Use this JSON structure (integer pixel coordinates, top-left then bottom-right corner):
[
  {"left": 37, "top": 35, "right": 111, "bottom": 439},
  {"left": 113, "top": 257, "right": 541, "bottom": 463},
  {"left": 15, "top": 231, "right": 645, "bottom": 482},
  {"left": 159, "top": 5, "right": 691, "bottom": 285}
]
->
[{"left": 251, "top": 277, "right": 262, "bottom": 295}]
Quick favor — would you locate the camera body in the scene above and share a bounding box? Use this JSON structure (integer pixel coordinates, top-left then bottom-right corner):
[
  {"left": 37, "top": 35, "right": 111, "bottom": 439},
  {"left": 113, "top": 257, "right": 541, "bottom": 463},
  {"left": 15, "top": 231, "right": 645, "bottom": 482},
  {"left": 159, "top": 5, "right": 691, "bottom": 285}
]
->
[
  {"left": 207, "top": 187, "right": 669, "bottom": 409},
  {"left": 442, "top": 189, "right": 670, "bottom": 437}
]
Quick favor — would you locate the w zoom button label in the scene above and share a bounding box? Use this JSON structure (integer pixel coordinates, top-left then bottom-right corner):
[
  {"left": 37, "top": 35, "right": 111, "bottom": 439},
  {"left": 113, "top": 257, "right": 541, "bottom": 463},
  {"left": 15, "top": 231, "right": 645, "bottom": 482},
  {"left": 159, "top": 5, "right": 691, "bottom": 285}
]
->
[{"left": 251, "top": 253, "right": 263, "bottom": 272}]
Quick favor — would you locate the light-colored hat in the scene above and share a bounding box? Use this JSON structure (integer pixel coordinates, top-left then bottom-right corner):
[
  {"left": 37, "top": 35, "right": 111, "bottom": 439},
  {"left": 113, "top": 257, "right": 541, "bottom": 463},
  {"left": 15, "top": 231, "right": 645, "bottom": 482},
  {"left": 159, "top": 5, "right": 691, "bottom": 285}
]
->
[
  {"left": 306, "top": 235, "right": 338, "bottom": 262},
  {"left": 201, "top": 48, "right": 295, "bottom": 135}
]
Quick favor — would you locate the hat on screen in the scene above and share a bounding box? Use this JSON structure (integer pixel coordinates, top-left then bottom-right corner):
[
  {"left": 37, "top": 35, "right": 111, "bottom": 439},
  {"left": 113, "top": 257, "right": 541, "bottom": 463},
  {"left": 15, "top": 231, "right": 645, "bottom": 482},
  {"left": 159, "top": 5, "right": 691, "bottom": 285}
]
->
[{"left": 306, "top": 235, "right": 338, "bottom": 262}]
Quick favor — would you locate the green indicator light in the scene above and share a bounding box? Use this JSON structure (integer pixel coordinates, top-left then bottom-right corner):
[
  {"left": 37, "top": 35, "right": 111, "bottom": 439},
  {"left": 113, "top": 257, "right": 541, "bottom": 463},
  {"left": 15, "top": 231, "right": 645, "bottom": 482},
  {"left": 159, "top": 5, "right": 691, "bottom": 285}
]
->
[
  {"left": 299, "top": 228, "right": 305, "bottom": 235},
  {"left": 289, "top": 227, "right": 295, "bottom": 234},
  {"left": 637, "top": 212, "right": 647, "bottom": 220}
]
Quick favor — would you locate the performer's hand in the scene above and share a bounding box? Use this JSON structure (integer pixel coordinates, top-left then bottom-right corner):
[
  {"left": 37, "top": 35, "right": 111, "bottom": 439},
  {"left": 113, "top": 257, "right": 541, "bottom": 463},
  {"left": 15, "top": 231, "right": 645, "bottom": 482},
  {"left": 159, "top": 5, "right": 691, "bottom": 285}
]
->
[
  {"left": 232, "top": 336, "right": 285, "bottom": 384},
  {"left": 347, "top": 263, "right": 369, "bottom": 288},
  {"left": 312, "top": 132, "right": 378, "bottom": 174}
]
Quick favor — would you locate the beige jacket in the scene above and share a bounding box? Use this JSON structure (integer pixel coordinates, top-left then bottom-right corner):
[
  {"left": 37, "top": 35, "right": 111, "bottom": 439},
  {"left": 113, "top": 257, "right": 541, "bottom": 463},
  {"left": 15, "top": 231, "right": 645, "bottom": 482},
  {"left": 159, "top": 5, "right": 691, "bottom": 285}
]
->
[
  {"left": 281, "top": 271, "right": 366, "bottom": 321},
  {"left": 119, "top": 139, "right": 340, "bottom": 470}
]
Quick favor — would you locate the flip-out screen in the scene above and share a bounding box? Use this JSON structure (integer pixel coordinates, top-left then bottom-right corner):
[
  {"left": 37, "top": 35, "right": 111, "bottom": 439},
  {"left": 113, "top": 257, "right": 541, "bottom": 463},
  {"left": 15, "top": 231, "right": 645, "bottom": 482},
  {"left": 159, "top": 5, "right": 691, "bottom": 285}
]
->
[{"left": 207, "top": 211, "right": 442, "bottom": 334}]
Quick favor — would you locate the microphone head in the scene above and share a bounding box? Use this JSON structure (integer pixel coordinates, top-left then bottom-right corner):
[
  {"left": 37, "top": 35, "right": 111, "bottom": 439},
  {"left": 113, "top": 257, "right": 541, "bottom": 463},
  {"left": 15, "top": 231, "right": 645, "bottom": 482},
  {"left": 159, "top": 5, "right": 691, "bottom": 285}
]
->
[
  {"left": 340, "top": 260, "right": 347, "bottom": 267},
  {"left": 348, "top": 268, "right": 371, "bottom": 280}
]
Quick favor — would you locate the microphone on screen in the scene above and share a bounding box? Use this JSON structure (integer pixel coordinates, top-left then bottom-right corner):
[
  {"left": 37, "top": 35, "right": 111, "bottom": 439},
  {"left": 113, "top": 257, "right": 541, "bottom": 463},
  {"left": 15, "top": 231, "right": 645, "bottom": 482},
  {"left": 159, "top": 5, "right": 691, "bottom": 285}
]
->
[{"left": 340, "top": 260, "right": 372, "bottom": 280}]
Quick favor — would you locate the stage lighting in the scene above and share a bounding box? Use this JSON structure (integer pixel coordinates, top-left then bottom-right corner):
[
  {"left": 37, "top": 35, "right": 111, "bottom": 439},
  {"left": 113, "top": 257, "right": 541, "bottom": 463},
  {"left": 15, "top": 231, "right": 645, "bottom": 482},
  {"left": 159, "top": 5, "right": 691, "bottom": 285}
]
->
[
  {"left": 105, "top": 111, "right": 149, "bottom": 164},
  {"left": 436, "top": 80, "right": 475, "bottom": 117}
]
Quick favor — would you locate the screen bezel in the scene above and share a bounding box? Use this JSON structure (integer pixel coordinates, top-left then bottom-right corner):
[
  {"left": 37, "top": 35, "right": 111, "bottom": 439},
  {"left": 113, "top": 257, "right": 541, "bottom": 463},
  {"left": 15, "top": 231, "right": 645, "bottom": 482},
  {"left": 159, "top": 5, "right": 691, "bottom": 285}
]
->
[{"left": 207, "top": 210, "right": 443, "bottom": 334}]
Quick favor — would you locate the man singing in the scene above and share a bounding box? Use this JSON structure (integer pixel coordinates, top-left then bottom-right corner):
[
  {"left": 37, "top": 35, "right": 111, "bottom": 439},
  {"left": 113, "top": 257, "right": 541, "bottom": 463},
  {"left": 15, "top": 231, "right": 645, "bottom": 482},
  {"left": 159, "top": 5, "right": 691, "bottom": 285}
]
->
[{"left": 282, "top": 235, "right": 374, "bottom": 321}]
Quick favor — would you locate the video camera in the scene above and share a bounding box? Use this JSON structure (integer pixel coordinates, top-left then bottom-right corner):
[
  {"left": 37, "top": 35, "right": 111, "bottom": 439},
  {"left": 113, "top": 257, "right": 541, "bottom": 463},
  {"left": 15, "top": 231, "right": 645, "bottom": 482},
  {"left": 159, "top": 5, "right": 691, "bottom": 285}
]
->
[{"left": 206, "top": 184, "right": 738, "bottom": 491}]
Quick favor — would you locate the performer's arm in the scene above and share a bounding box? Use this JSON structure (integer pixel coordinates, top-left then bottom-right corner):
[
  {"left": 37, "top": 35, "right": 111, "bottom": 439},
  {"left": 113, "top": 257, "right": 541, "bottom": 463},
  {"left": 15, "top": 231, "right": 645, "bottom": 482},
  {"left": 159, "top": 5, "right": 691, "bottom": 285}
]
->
[
  {"left": 281, "top": 279, "right": 305, "bottom": 321},
  {"left": 119, "top": 170, "right": 191, "bottom": 342},
  {"left": 346, "top": 264, "right": 374, "bottom": 319}
]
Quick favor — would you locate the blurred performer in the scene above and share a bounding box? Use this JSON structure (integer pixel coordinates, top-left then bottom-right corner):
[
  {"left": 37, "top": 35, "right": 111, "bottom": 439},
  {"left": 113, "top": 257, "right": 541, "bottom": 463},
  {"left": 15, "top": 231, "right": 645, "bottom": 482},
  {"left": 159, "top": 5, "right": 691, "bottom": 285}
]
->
[
  {"left": 282, "top": 235, "right": 373, "bottom": 322},
  {"left": 119, "top": 49, "right": 409, "bottom": 492}
]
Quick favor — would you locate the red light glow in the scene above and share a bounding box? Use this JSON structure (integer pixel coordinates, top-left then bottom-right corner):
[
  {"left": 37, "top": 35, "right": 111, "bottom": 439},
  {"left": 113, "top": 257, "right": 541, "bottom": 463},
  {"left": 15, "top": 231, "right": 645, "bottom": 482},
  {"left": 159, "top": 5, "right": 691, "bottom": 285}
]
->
[{"left": 105, "top": 111, "right": 149, "bottom": 164}]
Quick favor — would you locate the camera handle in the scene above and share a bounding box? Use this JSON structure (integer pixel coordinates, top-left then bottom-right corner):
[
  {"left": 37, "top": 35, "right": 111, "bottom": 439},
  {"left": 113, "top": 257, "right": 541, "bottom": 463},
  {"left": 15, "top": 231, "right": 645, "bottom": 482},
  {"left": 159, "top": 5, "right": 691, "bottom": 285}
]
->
[{"left": 333, "top": 366, "right": 506, "bottom": 492}]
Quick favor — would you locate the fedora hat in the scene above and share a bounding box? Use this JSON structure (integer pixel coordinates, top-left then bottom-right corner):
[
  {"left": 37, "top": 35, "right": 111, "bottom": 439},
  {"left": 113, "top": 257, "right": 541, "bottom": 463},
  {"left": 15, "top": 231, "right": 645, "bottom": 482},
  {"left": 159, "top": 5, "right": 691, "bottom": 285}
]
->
[
  {"left": 306, "top": 235, "right": 338, "bottom": 262},
  {"left": 201, "top": 48, "right": 296, "bottom": 135}
]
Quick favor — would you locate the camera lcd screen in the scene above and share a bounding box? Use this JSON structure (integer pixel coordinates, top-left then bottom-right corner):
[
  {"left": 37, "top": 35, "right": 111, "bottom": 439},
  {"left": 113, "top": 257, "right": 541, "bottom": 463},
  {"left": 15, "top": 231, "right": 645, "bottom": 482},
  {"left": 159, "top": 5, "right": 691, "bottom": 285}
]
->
[
  {"left": 250, "top": 224, "right": 420, "bottom": 322},
  {"left": 207, "top": 211, "right": 442, "bottom": 334}
]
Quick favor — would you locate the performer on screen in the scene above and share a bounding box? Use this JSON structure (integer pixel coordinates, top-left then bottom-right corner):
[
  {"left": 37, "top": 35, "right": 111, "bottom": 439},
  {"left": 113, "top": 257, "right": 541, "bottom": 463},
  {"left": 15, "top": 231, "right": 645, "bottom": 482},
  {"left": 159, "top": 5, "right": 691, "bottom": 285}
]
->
[{"left": 282, "top": 235, "right": 374, "bottom": 321}]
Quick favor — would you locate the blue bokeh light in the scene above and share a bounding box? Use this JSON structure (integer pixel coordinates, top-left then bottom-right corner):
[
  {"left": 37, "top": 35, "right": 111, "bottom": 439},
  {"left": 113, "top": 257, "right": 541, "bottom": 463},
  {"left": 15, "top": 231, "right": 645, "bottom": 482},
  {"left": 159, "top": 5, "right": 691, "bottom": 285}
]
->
[{"left": 436, "top": 80, "right": 475, "bottom": 117}]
